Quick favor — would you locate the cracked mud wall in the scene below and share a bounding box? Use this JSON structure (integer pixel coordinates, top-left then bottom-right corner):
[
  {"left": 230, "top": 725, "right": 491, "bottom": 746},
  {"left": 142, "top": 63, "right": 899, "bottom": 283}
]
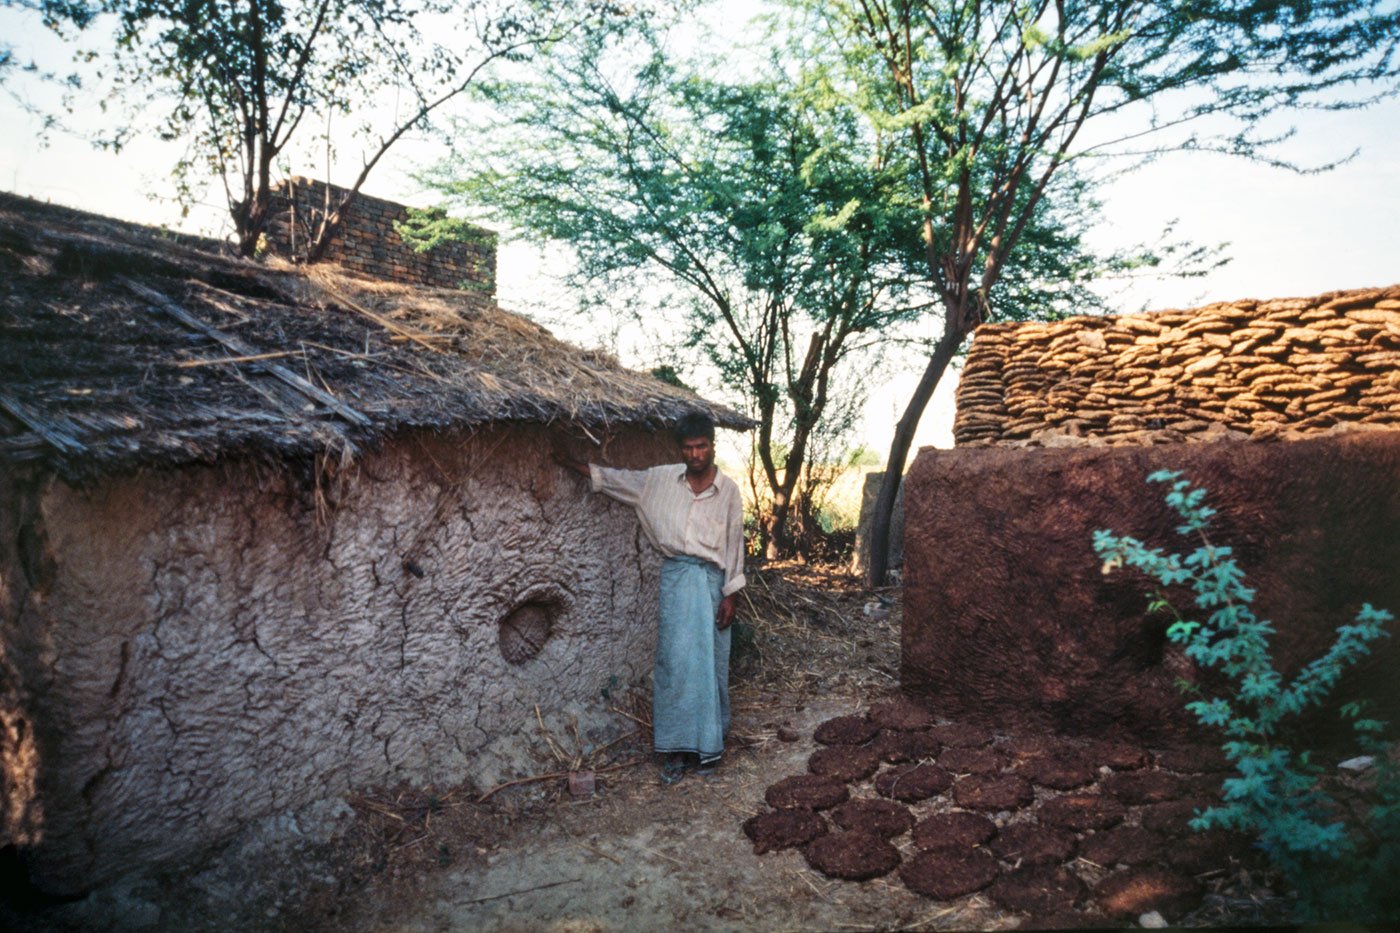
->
[
  {"left": 0, "top": 475, "right": 46, "bottom": 854},
  {"left": 2, "top": 424, "right": 674, "bottom": 892},
  {"left": 901, "top": 430, "right": 1400, "bottom": 744}
]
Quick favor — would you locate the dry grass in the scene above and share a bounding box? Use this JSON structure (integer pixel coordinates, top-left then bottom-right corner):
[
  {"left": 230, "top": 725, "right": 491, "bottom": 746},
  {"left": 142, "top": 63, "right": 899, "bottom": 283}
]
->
[
  {"left": 732, "top": 560, "right": 900, "bottom": 698},
  {"left": 1, "top": 193, "right": 751, "bottom": 481}
]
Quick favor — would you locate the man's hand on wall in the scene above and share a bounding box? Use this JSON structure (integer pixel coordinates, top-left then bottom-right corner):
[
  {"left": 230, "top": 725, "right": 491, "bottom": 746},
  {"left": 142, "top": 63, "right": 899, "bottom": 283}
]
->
[
  {"left": 552, "top": 449, "right": 590, "bottom": 479},
  {"left": 716, "top": 594, "right": 737, "bottom": 631}
]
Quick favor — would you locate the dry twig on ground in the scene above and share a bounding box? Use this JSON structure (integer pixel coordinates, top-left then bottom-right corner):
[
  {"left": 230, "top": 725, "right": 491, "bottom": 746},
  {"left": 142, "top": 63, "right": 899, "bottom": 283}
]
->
[{"left": 733, "top": 560, "right": 900, "bottom": 698}]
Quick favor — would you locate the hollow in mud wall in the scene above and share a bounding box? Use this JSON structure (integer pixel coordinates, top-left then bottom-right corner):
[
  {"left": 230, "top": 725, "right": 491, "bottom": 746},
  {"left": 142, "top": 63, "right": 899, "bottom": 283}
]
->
[
  {"left": 498, "top": 597, "right": 560, "bottom": 664},
  {"left": 900, "top": 430, "right": 1400, "bottom": 744}
]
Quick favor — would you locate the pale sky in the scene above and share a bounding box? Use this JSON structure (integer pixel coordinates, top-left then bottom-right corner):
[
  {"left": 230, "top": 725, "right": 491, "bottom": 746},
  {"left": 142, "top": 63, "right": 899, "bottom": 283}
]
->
[{"left": 3, "top": 6, "right": 1397, "bottom": 458}]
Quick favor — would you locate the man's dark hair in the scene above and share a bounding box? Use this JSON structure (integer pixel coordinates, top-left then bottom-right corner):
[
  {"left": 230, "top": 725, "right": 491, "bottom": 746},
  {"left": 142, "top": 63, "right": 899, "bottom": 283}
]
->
[{"left": 673, "top": 411, "right": 716, "bottom": 444}]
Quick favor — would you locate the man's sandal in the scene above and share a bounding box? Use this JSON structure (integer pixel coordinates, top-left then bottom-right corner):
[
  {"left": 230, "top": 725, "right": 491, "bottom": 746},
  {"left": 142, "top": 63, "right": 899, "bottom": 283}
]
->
[{"left": 659, "top": 759, "right": 688, "bottom": 785}]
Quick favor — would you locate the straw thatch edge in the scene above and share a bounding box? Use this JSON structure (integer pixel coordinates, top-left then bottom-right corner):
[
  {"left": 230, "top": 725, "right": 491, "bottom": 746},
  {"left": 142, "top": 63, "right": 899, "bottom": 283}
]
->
[{"left": 0, "top": 192, "right": 754, "bottom": 484}]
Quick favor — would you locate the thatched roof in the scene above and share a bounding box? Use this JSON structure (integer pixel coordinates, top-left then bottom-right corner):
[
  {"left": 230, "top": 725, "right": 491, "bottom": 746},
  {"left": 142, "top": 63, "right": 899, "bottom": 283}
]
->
[
  {"left": 954, "top": 285, "right": 1400, "bottom": 447},
  {"left": 0, "top": 193, "right": 752, "bottom": 482}
]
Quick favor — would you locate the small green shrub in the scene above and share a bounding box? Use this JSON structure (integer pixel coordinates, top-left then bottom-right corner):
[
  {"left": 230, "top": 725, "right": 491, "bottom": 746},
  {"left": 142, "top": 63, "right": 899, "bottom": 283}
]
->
[{"left": 1093, "top": 470, "right": 1399, "bottom": 922}]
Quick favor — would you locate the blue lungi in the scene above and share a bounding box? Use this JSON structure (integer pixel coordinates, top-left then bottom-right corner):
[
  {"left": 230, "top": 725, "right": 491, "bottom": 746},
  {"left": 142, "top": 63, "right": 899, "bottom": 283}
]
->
[{"left": 653, "top": 555, "right": 731, "bottom": 764}]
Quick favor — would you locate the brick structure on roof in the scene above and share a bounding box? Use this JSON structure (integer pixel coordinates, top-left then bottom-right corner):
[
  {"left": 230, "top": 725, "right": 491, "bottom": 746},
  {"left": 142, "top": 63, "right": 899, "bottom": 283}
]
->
[
  {"left": 263, "top": 176, "right": 496, "bottom": 298},
  {"left": 954, "top": 285, "right": 1400, "bottom": 447}
]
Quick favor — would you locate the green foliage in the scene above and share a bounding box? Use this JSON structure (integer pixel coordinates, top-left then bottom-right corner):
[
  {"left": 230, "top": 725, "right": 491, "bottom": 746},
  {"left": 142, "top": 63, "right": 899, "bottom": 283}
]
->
[
  {"left": 646, "top": 364, "right": 692, "bottom": 392},
  {"left": 1094, "top": 471, "right": 1399, "bottom": 921},
  {"left": 397, "top": 206, "right": 494, "bottom": 255},
  {"left": 416, "top": 25, "right": 933, "bottom": 556},
  {"left": 396, "top": 207, "right": 497, "bottom": 292},
  {"left": 806, "top": 0, "right": 1400, "bottom": 585},
  {"left": 20, "top": 0, "right": 633, "bottom": 253},
  {"left": 848, "top": 444, "right": 879, "bottom": 468},
  {"left": 414, "top": 17, "right": 1167, "bottom": 556}
]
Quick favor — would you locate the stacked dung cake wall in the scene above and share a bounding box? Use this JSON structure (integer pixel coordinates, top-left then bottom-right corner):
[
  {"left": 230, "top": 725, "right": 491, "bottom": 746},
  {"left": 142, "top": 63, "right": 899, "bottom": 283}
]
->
[{"left": 954, "top": 286, "right": 1400, "bottom": 447}]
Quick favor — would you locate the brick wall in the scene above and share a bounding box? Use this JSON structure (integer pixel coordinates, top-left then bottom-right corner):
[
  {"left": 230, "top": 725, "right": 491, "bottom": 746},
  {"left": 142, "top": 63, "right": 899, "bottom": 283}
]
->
[{"left": 264, "top": 177, "right": 496, "bottom": 295}]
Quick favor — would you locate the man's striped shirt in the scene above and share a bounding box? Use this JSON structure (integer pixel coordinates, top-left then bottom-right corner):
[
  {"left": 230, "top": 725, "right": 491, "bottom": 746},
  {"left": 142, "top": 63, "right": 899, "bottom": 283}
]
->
[{"left": 590, "top": 463, "right": 747, "bottom": 596}]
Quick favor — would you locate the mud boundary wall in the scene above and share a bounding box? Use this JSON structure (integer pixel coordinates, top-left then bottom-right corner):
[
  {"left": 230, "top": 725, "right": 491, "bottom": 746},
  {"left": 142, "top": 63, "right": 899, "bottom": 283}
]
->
[{"left": 901, "top": 431, "right": 1400, "bottom": 744}]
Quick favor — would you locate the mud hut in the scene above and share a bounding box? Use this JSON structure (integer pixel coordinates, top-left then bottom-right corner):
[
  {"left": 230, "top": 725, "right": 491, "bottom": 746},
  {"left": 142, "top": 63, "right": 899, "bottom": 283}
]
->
[
  {"left": 0, "top": 191, "right": 749, "bottom": 892},
  {"left": 901, "top": 286, "right": 1400, "bottom": 742}
]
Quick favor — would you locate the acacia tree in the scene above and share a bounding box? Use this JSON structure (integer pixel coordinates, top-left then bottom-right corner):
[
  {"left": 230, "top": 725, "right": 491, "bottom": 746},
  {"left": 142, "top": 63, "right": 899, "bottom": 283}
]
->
[
  {"left": 416, "top": 41, "right": 932, "bottom": 556},
  {"left": 414, "top": 26, "right": 1208, "bottom": 557},
  {"left": 798, "top": 0, "right": 1400, "bottom": 586},
  {"left": 22, "top": 0, "right": 634, "bottom": 257}
]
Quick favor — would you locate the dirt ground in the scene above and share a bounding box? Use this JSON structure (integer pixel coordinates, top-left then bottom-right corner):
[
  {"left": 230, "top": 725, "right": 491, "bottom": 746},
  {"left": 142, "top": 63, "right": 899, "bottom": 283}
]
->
[
  {"left": 6, "top": 564, "right": 1295, "bottom": 931},
  {"left": 310, "top": 692, "right": 1007, "bottom": 933},
  {"left": 286, "top": 564, "right": 1292, "bottom": 932},
  {"left": 294, "top": 565, "right": 985, "bottom": 932}
]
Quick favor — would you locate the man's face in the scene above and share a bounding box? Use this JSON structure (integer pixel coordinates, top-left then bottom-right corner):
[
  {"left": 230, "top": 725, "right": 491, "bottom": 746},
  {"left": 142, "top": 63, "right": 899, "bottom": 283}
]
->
[{"left": 679, "top": 436, "right": 714, "bottom": 476}]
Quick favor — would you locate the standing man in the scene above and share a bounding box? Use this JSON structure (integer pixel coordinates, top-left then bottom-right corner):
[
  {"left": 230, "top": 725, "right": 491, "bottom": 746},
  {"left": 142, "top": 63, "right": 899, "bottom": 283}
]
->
[{"left": 557, "top": 412, "right": 746, "bottom": 782}]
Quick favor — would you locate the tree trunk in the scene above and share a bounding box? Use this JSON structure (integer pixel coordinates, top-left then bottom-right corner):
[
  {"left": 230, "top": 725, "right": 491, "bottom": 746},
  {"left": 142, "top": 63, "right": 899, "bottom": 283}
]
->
[
  {"left": 763, "top": 492, "right": 792, "bottom": 560},
  {"left": 758, "top": 400, "right": 819, "bottom": 560},
  {"left": 306, "top": 188, "right": 361, "bottom": 264},
  {"left": 865, "top": 325, "right": 965, "bottom": 587},
  {"left": 236, "top": 188, "right": 270, "bottom": 258}
]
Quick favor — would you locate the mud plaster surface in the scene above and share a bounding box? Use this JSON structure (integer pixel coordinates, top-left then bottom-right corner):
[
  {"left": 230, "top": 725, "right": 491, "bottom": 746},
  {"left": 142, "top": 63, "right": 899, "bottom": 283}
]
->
[
  {"left": 902, "top": 432, "right": 1400, "bottom": 743},
  {"left": 1, "top": 425, "right": 677, "bottom": 889}
]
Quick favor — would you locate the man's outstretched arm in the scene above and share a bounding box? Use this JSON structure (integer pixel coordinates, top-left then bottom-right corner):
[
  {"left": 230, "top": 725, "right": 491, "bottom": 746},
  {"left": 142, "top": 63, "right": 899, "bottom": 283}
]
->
[
  {"left": 555, "top": 451, "right": 648, "bottom": 507},
  {"left": 553, "top": 452, "right": 591, "bottom": 479}
]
